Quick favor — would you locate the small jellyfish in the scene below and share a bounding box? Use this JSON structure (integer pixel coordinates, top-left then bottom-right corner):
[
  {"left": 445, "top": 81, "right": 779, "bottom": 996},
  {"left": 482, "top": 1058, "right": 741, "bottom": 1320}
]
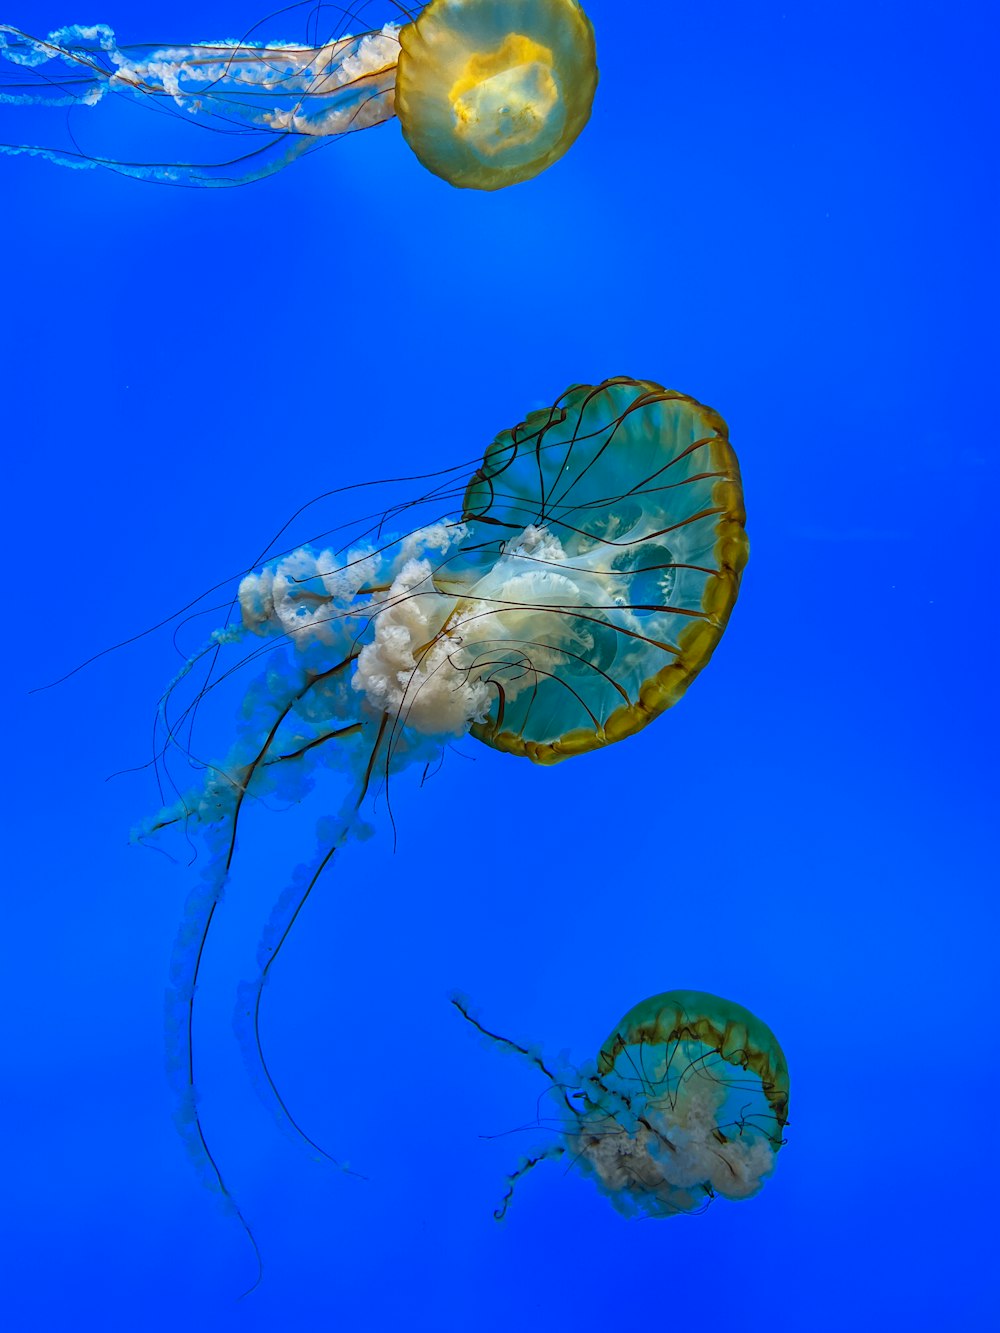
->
[
  {"left": 0, "top": 0, "right": 597, "bottom": 187},
  {"left": 453, "top": 989, "right": 789, "bottom": 1218},
  {"left": 125, "top": 376, "right": 747, "bottom": 1281}
]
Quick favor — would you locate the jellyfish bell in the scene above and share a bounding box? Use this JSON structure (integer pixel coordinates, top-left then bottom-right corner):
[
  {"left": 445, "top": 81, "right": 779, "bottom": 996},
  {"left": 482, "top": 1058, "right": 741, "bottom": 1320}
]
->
[
  {"left": 453, "top": 989, "right": 789, "bottom": 1219},
  {"left": 581, "top": 989, "right": 789, "bottom": 1216},
  {"left": 455, "top": 378, "right": 748, "bottom": 762},
  {"left": 396, "top": 0, "right": 598, "bottom": 189},
  {"left": 0, "top": 0, "right": 598, "bottom": 188},
  {"left": 131, "top": 375, "right": 747, "bottom": 1279}
]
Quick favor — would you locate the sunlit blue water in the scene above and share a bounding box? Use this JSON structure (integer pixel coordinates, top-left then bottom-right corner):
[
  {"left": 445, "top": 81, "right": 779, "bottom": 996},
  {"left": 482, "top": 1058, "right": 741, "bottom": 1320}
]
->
[{"left": 2, "top": 1, "right": 996, "bottom": 1329}]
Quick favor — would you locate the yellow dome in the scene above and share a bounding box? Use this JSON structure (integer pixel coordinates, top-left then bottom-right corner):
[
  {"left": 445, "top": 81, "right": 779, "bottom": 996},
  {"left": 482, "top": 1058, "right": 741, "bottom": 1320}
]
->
[{"left": 396, "top": 0, "right": 598, "bottom": 190}]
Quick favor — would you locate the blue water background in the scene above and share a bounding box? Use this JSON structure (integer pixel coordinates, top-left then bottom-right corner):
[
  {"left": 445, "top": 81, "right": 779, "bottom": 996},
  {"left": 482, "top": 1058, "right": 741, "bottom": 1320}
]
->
[{"left": 1, "top": 1, "right": 996, "bottom": 1328}]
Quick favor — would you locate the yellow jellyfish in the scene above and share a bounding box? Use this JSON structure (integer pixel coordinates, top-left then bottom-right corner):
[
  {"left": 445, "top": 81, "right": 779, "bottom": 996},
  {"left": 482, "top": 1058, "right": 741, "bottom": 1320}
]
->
[
  {"left": 0, "top": 1, "right": 597, "bottom": 187},
  {"left": 397, "top": 0, "right": 597, "bottom": 189}
]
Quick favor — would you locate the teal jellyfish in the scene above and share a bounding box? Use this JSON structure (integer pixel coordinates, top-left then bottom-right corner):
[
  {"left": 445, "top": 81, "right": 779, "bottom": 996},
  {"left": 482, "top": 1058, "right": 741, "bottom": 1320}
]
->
[
  {"left": 137, "top": 376, "right": 748, "bottom": 1280},
  {"left": 453, "top": 990, "right": 789, "bottom": 1218},
  {"left": 0, "top": 0, "right": 597, "bottom": 187}
]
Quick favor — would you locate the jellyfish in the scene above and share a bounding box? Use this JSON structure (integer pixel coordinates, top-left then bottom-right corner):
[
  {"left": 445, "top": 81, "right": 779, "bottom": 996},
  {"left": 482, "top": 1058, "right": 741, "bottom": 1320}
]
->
[
  {"left": 125, "top": 375, "right": 747, "bottom": 1280},
  {"left": 453, "top": 989, "right": 789, "bottom": 1218},
  {"left": 0, "top": 0, "right": 597, "bottom": 187}
]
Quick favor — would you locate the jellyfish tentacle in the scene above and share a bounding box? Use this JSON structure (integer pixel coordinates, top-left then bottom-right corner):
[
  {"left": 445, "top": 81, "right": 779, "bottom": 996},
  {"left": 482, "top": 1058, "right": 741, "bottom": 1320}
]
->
[
  {"left": 267, "top": 720, "right": 365, "bottom": 764},
  {"left": 166, "top": 860, "right": 264, "bottom": 1292},
  {"left": 163, "top": 646, "right": 365, "bottom": 1280},
  {"left": 234, "top": 839, "right": 355, "bottom": 1172},
  {"left": 153, "top": 644, "right": 359, "bottom": 835},
  {"left": 453, "top": 993, "right": 580, "bottom": 1216},
  {"left": 235, "top": 712, "right": 391, "bottom": 1167},
  {"left": 0, "top": 19, "right": 402, "bottom": 185},
  {"left": 0, "top": 116, "right": 322, "bottom": 185},
  {"left": 32, "top": 459, "right": 485, "bottom": 697},
  {"left": 450, "top": 995, "right": 559, "bottom": 1084},
  {"left": 493, "top": 1145, "right": 566, "bottom": 1220}
]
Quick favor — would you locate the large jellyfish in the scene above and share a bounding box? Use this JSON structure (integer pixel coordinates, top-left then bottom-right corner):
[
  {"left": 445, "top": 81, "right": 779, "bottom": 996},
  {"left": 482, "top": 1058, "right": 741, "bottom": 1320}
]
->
[
  {"left": 0, "top": 0, "right": 597, "bottom": 187},
  {"left": 130, "top": 376, "right": 748, "bottom": 1279},
  {"left": 453, "top": 989, "right": 789, "bottom": 1218}
]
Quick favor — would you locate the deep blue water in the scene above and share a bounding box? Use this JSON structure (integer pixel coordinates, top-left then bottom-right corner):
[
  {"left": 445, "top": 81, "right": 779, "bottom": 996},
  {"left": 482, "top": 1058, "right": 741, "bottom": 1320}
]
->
[{"left": 2, "top": 1, "right": 997, "bottom": 1329}]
